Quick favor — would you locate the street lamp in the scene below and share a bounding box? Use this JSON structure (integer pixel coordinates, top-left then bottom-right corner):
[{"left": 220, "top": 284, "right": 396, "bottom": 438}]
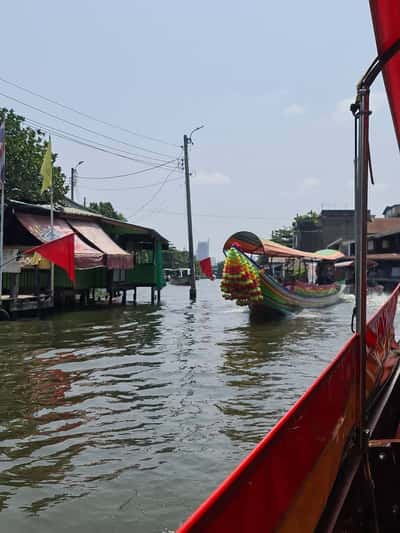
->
[{"left": 70, "top": 160, "right": 84, "bottom": 202}]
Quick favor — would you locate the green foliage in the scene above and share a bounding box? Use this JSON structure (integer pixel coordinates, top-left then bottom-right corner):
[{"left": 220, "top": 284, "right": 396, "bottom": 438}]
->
[
  {"left": 88, "top": 201, "right": 126, "bottom": 221},
  {"left": 293, "top": 210, "right": 320, "bottom": 228},
  {"left": 271, "top": 226, "right": 293, "bottom": 247},
  {"left": 271, "top": 211, "right": 321, "bottom": 247},
  {"left": 0, "top": 108, "right": 68, "bottom": 203},
  {"left": 163, "top": 246, "right": 190, "bottom": 269},
  {"left": 163, "top": 245, "right": 200, "bottom": 272}
]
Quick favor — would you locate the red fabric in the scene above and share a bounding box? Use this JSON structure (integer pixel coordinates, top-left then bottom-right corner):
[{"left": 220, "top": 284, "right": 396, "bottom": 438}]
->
[
  {"left": 25, "top": 234, "right": 75, "bottom": 282},
  {"left": 178, "top": 286, "right": 400, "bottom": 533},
  {"left": 199, "top": 257, "right": 214, "bottom": 280},
  {"left": 177, "top": 336, "right": 359, "bottom": 532},
  {"left": 370, "top": 0, "right": 400, "bottom": 147},
  {"left": 16, "top": 212, "right": 103, "bottom": 269},
  {"left": 67, "top": 219, "right": 133, "bottom": 270}
]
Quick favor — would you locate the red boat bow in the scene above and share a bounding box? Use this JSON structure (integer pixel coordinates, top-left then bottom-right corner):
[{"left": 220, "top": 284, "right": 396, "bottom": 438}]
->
[{"left": 370, "top": 0, "right": 400, "bottom": 147}]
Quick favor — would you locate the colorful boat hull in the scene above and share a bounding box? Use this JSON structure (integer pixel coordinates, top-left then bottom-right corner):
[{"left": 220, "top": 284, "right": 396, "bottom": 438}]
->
[{"left": 221, "top": 246, "right": 343, "bottom": 318}]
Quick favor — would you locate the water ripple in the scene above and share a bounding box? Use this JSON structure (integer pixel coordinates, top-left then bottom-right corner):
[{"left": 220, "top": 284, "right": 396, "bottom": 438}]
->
[{"left": 0, "top": 283, "right": 395, "bottom": 532}]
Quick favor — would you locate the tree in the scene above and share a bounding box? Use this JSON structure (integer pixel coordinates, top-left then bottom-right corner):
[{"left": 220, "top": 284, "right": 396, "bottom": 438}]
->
[
  {"left": 293, "top": 210, "right": 320, "bottom": 229},
  {"left": 163, "top": 245, "right": 200, "bottom": 273},
  {"left": 0, "top": 108, "right": 68, "bottom": 203},
  {"left": 271, "top": 211, "right": 321, "bottom": 248},
  {"left": 88, "top": 201, "right": 126, "bottom": 221},
  {"left": 271, "top": 226, "right": 294, "bottom": 247}
]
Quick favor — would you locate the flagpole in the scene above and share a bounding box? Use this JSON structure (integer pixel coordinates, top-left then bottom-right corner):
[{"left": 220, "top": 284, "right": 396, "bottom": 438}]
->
[
  {"left": 0, "top": 121, "right": 5, "bottom": 306},
  {"left": 0, "top": 180, "right": 4, "bottom": 304},
  {"left": 50, "top": 183, "right": 54, "bottom": 305}
]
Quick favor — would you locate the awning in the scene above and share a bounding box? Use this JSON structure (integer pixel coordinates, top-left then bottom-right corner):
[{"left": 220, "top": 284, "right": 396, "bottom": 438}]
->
[
  {"left": 370, "top": 0, "right": 400, "bottom": 147},
  {"left": 223, "top": 231, "right": 344, "bottom": 261},
  {"left": 16, "top": 212, "right": 104, "bottom": 269},
  {"left": 67, "top": 219, "right": 133, "bottom": 269}
]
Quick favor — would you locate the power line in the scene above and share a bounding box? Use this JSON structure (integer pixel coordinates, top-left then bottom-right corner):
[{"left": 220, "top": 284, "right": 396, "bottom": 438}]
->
[
  {"left": 79, "top": 166, "right": 182, "bottom": 180},
  {"left": 128, "top": 168, "right": 177, "bottom": 219},
  {"left": 0, "top": 76, "right": 179, "bottom": 148},
  {"left": 24, "top": 118, "right": 180, "bottom": 168},
  {"left": 24, "top": 117, "right": 178, "bottom": 166},
  {"left": 51, "top": 130, "right": 175, "bottom": 165},
  {"left": 79, "top": 175, "right": 183, "bottom": 191},
  {"left": 0, "top": 90, "right": 176, "bottom": 158}
]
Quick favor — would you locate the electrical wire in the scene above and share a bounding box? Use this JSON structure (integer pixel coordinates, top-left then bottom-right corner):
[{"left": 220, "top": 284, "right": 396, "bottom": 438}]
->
[
  {"left": 0, "top": 75, "right": 179, "bottom": 148},
  {"left": 24, "top": 117, "right": 177, "bottom": 165},
  {"left": 79, "top": 166, "right": 182, "bottom": 180},
  {"left": 24, "top": 117, "right": 180, "bottom": 168},
  {"left": 128, "top": 168, "right": 177, "bottom": 219},
  {"left": 79, "top": 175, "right": 183, "bottom": 191},
  {"left": 0, "top": 90, "right": 176, "bottom": 158}
]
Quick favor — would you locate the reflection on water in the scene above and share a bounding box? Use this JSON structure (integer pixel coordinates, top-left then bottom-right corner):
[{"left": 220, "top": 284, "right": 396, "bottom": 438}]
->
[{"left": 0, "top": 283, "right": 395, "bottom": 532}]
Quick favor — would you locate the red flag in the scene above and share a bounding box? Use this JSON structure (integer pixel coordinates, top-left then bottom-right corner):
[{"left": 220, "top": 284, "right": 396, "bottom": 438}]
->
[
  {"left": 197, "top": 240, "right": 215, "bottom": 280},
  {"left": 24, "top": 233, "right": 75, "bottom": 282}
]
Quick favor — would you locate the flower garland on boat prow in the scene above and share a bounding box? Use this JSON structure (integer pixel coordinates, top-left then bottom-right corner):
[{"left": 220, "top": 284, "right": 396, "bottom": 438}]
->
[{"left": 221, "top": 247, "right": 263, "bottom": 306}]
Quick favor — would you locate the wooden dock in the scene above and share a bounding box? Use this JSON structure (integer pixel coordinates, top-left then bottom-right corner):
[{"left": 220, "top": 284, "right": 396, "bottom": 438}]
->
[{"left": 0, "top": 294, "right": 53, "bottom": 318}]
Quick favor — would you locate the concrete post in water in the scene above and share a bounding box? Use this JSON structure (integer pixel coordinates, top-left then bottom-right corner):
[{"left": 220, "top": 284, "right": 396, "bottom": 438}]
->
[
  {"left": 183, "top": 134, "right": 196, "bottom": 301},
  {"left": 183, "top": 126, "right": 204, "bottom": 301}
]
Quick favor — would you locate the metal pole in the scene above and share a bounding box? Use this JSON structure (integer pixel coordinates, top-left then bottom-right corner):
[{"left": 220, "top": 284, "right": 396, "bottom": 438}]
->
[
  {"left": 355, "top": 86, "right": 370, "bottom": 445},
  {"left": 183, "top": 134, "right": 196, "bottom": 300},
  {"left": 70, "top": 167, "right": 74, "bottom": 201},
  {"left": 50, "top": 185, "right": 54, "bottom": 305},
  {"left": 0, "top": 181, "right": 5, "bottom": 303}
]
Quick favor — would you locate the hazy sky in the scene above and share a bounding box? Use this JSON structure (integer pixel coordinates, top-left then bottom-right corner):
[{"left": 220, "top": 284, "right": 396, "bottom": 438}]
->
[{"left": 2, "top": 1, "right": 399, "bottom": 259}]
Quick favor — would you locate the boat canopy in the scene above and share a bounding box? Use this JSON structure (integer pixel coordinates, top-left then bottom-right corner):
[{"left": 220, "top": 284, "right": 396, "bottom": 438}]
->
[
  {"left": 370, "top": 0, "right": 400, "bottom": 147},
  {"left": 223, "top": 231, "right": 344, "bottom": 261}
]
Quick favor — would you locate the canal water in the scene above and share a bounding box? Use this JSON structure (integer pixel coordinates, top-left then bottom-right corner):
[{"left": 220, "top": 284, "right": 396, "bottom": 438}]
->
[{"left": 0, "top": 281, "right": 394, "bottom": 532}]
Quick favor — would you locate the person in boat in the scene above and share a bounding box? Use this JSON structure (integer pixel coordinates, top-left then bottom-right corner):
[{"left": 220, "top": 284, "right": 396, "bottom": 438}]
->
[{"left": 316, "top": 260, "right": 335, "bottom": 285}]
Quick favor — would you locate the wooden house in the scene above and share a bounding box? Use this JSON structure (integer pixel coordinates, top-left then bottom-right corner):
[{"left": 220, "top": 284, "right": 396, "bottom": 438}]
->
[{"left": 1, "top": 199, "right": 169, "bottom": 314}]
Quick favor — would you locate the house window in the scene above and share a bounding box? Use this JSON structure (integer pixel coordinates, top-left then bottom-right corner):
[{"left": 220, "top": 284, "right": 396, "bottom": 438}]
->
[
  {"left": 112, "top": 269, "right": 127, "bottom": 282},
  {"left": 135, "top": 249, "right": 153, "bottom": 264},
  {"left": 382, "top": 239, "right": 390, "bottom": 250},
  {"left": 368, "top": 240, "right": 374, "bottom": 251},
  {"left": 391, "top": 267, "right": 400, "bottom": 278}
]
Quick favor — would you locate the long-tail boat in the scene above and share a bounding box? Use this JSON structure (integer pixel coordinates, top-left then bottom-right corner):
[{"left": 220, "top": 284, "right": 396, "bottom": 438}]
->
[
  {"left": 221, "top": 232, "right": 344, "bottom": 318},
  {"left": 176, "top": 1, "right": 400, "bottom": 531}
]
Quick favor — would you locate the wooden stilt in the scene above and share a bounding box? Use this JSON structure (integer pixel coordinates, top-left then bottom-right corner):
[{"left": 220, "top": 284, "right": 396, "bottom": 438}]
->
[
  {"left": 122, "top": 289, "right": 127, "bottom": 305},
  {"left": 151, "top": 286, "right": 155, "bottom": 304},
  {"left": 157, "top": 289, "right": 161, "bottom": 304},
  {"left": 133, "top": 287, "right": 137, "bottom": 305},
  {"left": 34, "top": 267, "right": 40, "bottom": 316}
]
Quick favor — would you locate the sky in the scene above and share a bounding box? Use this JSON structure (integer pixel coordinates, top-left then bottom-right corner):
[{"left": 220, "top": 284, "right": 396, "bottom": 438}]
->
[{"left": 2, "top": 0, "right": 400, "bottom": 260}]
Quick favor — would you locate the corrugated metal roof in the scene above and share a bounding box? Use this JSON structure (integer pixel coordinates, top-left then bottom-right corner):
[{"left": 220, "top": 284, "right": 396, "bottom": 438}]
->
[
  {"left": 7, "top": 199, "right": 169, "bottom": 246},
  {"left": 368, "top": 218, "right": 400, "bottom": 234}
]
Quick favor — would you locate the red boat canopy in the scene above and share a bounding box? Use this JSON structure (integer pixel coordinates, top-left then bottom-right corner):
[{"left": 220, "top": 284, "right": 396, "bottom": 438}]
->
[
  {"left": 223, "top": 231, "right": 344, "bottom": 261},
  {"left": 370, "top": 0, "right": 400, "bottom": 147},
  {"left": 16, "top": 212, "right": 104, "bottom": 269},
  {"left": 67, "top": 219, "right": 133, "bottom": 270}
]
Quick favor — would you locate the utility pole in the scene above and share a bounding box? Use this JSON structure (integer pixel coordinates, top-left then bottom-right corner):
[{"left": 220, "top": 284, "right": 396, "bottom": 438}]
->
[
  {"left": 183, "top": 134, "right": 196, "bottom": 300},
  {"left": 182, "top": 126, "right": 204, "bottom": 301},
  {"left": 70, "top": 167, "right": 75, "bottom": 201}
]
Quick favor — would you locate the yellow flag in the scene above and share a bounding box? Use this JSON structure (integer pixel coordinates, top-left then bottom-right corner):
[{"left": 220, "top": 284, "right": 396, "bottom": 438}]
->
[{"left": 40, "top": 137, "right": 53, "bottom": 194}]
